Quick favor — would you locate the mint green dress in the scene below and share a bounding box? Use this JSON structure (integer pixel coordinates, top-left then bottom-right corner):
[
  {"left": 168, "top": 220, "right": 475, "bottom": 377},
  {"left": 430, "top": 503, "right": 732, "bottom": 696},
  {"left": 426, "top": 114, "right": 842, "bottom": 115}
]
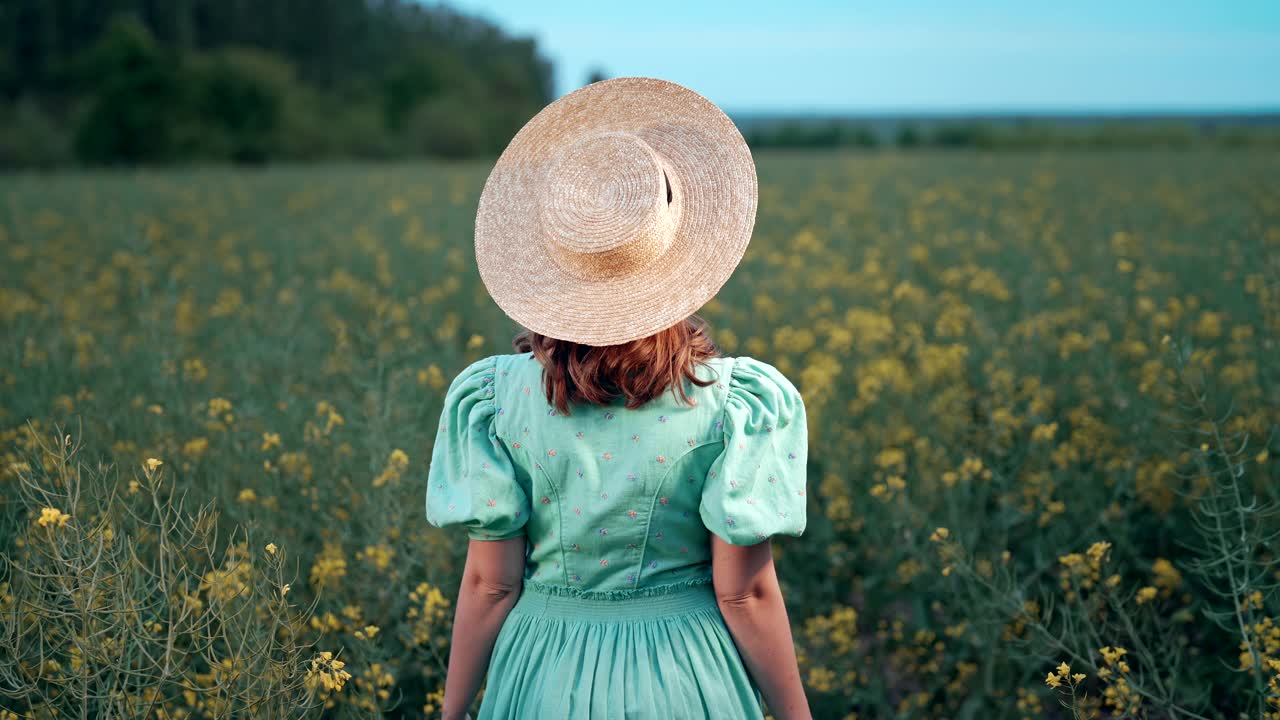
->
[{"left": 426, "top": 352, "right": 808, "bottom": 719}]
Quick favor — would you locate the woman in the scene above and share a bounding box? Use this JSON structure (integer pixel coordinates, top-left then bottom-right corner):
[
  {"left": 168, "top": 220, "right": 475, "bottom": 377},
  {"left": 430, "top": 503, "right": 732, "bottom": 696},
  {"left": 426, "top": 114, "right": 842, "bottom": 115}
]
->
[{"left": 426, "top": 77, "right": 813, "bottom": 720}]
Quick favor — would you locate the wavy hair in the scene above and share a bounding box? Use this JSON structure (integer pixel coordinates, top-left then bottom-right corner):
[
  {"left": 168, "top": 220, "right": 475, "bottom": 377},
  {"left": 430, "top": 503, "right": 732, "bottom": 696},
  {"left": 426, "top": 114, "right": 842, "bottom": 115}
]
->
[{"left": 512, "top": 315, "right": 722, "bottom": 416}]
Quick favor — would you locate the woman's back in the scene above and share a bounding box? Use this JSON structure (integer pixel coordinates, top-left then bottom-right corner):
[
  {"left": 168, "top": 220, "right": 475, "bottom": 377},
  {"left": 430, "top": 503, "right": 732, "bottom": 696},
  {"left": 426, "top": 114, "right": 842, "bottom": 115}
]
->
[
  {"left": 430, "top": 77, "right": 813, "bottom": 720},
  {"left": 426, "top": 351, "right": 808, "bottom": 596}
]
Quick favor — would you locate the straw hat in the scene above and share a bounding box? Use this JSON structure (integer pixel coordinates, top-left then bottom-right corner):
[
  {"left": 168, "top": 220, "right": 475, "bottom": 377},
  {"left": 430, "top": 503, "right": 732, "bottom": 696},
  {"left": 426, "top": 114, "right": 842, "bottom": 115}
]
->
[{"left": 474, "top": 76, "right": 757, "bottom": 347}]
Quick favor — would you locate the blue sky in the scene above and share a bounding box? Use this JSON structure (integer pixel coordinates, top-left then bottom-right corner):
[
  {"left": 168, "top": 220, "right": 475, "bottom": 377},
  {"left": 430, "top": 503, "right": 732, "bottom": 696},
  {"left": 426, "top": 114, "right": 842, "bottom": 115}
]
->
[{"left": 439, "top": 0, "right": 1280, "bottom": 113}]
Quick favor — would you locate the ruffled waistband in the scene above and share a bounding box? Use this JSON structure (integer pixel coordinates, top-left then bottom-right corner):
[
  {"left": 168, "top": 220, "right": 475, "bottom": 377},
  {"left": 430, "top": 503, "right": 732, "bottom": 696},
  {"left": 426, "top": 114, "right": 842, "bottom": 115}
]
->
[{"left": 512, "top": 577, "right": 719, "bottom": 620}]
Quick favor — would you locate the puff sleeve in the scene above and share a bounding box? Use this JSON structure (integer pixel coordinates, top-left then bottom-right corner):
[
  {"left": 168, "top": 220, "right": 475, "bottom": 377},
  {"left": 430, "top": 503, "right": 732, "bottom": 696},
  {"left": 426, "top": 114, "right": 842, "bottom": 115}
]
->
[
  {"left": 699, "top": 356, "right": 809, "bottom": 546},
  {"left": 425, "top": 356, "right": 530, "bottom": 541}
]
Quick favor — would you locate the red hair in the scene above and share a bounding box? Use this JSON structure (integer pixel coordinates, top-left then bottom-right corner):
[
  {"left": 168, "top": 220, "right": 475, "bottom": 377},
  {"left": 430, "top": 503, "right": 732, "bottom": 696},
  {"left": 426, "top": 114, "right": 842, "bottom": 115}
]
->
[{"left": 512, "top": 315, "right": 722, "bottom": 416}]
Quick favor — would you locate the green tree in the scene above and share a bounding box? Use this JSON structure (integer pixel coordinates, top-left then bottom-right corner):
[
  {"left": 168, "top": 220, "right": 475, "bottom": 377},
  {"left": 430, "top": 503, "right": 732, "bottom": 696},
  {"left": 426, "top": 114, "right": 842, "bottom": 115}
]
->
[
  {"left": 188, "top": 49, "right": 289, "bottom": 163},
  {"left": 72, "top": 16, "right": 193, "bottom": 165},
  {"left": 895, "top": 123, "right": 921, "bottom": 148}
]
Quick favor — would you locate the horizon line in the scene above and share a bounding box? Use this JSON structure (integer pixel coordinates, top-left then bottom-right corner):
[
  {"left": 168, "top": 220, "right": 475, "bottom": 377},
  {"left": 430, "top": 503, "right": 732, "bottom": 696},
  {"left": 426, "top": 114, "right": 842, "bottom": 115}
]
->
[{"left": 722, "top": 107, "right": 1280, "bottom": 119}]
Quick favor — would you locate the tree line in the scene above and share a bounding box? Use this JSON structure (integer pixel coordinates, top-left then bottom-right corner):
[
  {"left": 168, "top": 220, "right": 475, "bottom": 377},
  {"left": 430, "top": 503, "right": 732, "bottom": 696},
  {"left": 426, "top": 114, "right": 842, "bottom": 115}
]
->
[
  {"left": 0, "top": 0, "right": 553, "bottom": 167},
  {"left": 744, "top": 117, "right": 1280, "bottom": 150}
]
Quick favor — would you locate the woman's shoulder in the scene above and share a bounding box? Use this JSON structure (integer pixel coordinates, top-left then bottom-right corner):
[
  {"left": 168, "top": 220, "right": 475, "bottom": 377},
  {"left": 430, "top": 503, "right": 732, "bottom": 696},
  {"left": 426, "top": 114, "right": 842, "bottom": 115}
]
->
[
  {"left": 715, "top": 355, "right": 796, "bottom": 387},
  {"left": 715, "top": 355, "right": 804, "bottom": 409},
  {"left": 439, "top": 352, "right": 537, "bottom": 403},
  {"left": 491, "top": 351, "right": 537, "bottom": 376},
  {"left": 452, "top": 352, "right": 537, "bottom": 380}
]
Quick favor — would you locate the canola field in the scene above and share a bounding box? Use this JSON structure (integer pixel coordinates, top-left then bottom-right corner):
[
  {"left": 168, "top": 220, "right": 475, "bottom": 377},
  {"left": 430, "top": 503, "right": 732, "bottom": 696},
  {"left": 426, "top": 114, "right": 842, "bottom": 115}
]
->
[{"left": 1, "top": 150, "right": 1278, "bottom": 719}]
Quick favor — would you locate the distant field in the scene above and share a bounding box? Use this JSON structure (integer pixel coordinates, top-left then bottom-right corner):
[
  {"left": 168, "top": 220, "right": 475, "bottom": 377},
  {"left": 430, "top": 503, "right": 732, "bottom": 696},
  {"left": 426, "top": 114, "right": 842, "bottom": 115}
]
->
[{"left": 2, "top": 150, "right": 1278, "bottom": 718}]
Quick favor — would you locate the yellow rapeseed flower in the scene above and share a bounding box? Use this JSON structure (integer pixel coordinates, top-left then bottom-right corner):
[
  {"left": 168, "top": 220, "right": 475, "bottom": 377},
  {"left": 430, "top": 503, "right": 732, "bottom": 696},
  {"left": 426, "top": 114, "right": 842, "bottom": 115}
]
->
[
  {"left": 1031, "top": 422, "right": 1058, "bottom": 442},
  {"left": 1086, "top": 541, "right": 1111, "bottom": 564},
  {"left": 306, "top": 651, "right": 352, "bottom": 693},
  {"left": 418, "top": 364, "right": 446, "bottom": 389},
  {"left": 37, "top": 507, "right": 71, "bottom": 528},
  {"left": 1099, "top": 646, "right": 1128, "bottom": 666},
  {"left": 207, "top": 397, "right": 232, "bottom": 418},
  {"left": 374, "top": 449, "right": 410, "bottom": 488},
  {"left": 183, "top": 437, "right": 209, "bottom": 457}
]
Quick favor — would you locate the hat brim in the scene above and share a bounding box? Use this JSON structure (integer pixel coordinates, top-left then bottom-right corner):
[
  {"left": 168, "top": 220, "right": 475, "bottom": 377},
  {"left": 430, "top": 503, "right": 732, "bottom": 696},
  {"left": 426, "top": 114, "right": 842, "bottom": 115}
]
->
[{"left": 475, "top": 77, "right": 757, "bottom": 347}]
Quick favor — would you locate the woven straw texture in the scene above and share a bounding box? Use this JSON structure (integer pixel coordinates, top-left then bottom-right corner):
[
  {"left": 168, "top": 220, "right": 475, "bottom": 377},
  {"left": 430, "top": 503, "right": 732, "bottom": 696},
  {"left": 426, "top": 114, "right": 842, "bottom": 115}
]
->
[{"left": 475, "top": 76, "right": 757, "bottom": 346}]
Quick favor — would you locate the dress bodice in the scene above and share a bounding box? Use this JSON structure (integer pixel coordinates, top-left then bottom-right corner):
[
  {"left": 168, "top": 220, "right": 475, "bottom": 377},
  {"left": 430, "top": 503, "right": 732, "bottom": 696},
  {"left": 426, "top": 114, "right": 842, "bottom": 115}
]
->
[{"left": 425, "top": 352, "right": 808, "bottom": 598}]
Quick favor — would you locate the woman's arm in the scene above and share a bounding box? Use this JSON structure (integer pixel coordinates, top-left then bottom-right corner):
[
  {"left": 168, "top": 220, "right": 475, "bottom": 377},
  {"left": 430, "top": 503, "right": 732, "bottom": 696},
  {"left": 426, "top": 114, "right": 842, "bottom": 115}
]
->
[
  {"left": 710, "top": 533, "right": 813, "bottom": 720},
  {"left": 440, "top": 536, "right": 526, "bottom": 720}
]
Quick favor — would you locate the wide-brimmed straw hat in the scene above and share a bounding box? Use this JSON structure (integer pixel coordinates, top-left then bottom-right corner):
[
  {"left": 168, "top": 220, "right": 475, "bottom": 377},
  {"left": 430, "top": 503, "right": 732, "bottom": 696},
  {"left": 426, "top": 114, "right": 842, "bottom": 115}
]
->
[{"left": 474, "top": 76, "right": 757, "bottom": 347}]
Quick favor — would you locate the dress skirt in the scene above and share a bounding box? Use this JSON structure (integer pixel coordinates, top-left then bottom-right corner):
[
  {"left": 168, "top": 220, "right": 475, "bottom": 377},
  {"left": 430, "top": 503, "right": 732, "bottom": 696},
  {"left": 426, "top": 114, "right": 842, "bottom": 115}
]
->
[{"left": 477, "top": 579, "right": 766, "bottom": 719}]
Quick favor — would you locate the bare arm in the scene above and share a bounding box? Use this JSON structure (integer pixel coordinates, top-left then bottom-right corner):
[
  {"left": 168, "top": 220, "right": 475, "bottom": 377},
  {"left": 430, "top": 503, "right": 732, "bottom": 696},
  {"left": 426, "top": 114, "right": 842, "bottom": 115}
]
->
[
  {"left": 711, "top": 533, "right": 812, "bottom": 720},
  {"left": 440, "top": 536, "right": 526, "bottom": 720}
]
